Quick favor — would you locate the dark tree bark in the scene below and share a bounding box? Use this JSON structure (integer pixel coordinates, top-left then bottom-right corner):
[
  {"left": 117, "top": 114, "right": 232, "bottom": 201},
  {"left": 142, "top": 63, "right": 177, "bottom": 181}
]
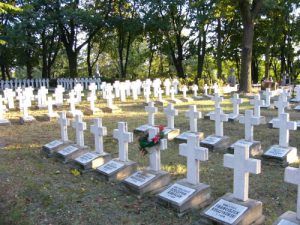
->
[
  {"left": 238, "top": 0, "right": 263, "bottom": 93},
  {"left": 195, "top": 26, "right": 207, "bottom": 84},
  {"left": 1, "top": 65, "right": 6, "bottom": 80}
]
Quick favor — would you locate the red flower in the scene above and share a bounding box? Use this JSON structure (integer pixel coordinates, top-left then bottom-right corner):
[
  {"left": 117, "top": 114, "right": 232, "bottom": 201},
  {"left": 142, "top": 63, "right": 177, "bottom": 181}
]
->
[
  {"left": 153, "top": 135, "right": 160, "bottom": 143},
  {"left": 158, "top": 125, "right": 165, "bottom": 132}
]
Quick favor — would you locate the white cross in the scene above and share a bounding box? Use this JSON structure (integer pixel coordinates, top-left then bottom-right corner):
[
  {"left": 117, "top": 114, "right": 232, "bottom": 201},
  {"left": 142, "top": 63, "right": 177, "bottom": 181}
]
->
[
  {"left": 72, "top": 115, "right": 86, "bottom": 147},
  {"left": 181, "top": 85, "right": 188, "bottom": 99},
  {"left": 224, "top": 143, "right": 261, "bottom": 201},
  {"left": 0, "top": 95, "right": 6, "bottom": 120},
  {"left": 164, "top": 79, "right": 171, "bottom": 96},
  {"left": 87, "top": 94, "right": 97, "bottom": 111},
  {"left": 145, "top": 102, "right": 158, "bottom": 126},
  {"left": 211, "top": 93, "right": 223, "bottom": 108},
  {"left": 204, "top": 84, "right": 209, "bottom": 95},
  {"left": 163, "top": 104, "right": 178, "bottom": 129},
  {"left": 157, "top": 88, "right": 164, "bottom": 102},
  {"left": 90, "top": 118, "right": 107, "bottom": 154},
  {"left": 250, "top": 95, "right": 265, "bottom": 118},
  {"left": 88, "top": 82, "right": 97, "bottom": 96},
  {"left": 170, "top": 86, "right": 176, "bottom": 101},
  {"left": 185, "top": 105, "right": 202, "bottom": 133},
  {"left": 274, "top": 95, "right": 289, "bottom": 117},
  {"left": 264, "top": 88, "right": 272, "bottom": 107},
  {"left": 284, "top": 166, "right": 300, "bottom": 219},
  {"left": 210, "top": 107, "right": 228, "bottom": 136},
  {"left": 58, "top": 112, "right": 69, "bottom": 142},
  {"left": 230, "top": 93, "right": 242, "bottom": 116},
  {"left": 106, "top": 88, "right": 115, "bottom": 108},
  {"left": 239, "top": 110, "right": 260, "bottom": 142},
  {"left": 213, "top": 83, "right": 219, "bottom": 94},
  {"left": 21, "top": 95, "right": 29, "bottom": 117},
  {"left": 47, "top": 97, "right": 56, "bottom": 117},
  {"left": 192, "top": 84, "right": 198, "bottom": 97},
  {"left": 68, "top": 90, "right": 77, "bottom": 114},
  {"left": 179, "top": 134, "right": 208, "bottom": 185},
  {"left": 148, "top": 126, "right": 167, "bottom": 171},
  {"left": 113, "top": 122, "right": 133, "bottom": 162},
  {"left": 273, "top": 113, "right": 296, "bottom": 148},
  {"left": 295, "top": 85, "right": 300, "bottom": 101}
]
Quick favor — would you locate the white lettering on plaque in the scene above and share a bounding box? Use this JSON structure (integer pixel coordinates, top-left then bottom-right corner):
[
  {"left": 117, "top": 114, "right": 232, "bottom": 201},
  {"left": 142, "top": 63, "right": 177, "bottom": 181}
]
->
[
  {"left": 201, "top": 136, "right": 221, "bottom": 145},
  {"left": 44, "top": 140, "right": 63, "bottom": 149},
  {"left": 264, "top": 146, "right": 289, "bottom": 158},
  {"left": 125, "top": 171, "right": 155, "bottom": 187},
  {"left": 205, "top": 199, "right": 248, "bottom": 224},
  {"left": 158, "top": 183, "right": 195, "bottom": 204},
  {"left": 278, "top": 219, "right": 298, "bottom": 225},
  {"left": 75, "top": 152, "right": 99, "bottom": 164},
  {"left": 58, "top": 146, "right": 78, "bottom": 156},
  {"left": 97, "top": 160, "right": 124, "bottom": 174}
]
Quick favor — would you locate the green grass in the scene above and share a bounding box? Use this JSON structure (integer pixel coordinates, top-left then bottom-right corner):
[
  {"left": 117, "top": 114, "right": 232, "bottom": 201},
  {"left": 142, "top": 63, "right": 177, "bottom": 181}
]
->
[{"left": 0, "top": 93, "right": 300, "bottom": 225}]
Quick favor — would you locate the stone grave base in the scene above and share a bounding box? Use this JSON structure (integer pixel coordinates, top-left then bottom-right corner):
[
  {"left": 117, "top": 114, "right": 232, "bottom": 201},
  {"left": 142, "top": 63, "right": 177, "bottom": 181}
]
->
[
  {"left": 200, "top": 135, "right": 230, "bottom": 151},
  {"left": 19, "top": 115, "right": 36, "bottom": 124},
  {"left": 44, "top": 113, "right": 59, "bottom": 121},
  {"left": 262, "top": 145, "right": 298, "bottom": 166},
  {"left": 83, "top": 108, "right": 101, "bottom": 116},
  {"left": 55, "top": 145, "right": 89, "bottom": 163},
  {"left": 180, "top": 97, "right": 193, "bottom": 102},
  {"left": 297, "top": 121, "right": 300, "bottom": 131},
  {"left": 290, "top": 98, "right": 300, "bottom": 103},
  {"left": 0, "top": 119, "right": 11, "bottom": 126},
  {"left": 168, "top": 99, "right": 182, "bottom": 104},
  {"left": 157, "top": 179, "right": 211, "bottom": 215},
  {"left": 155, "top": 100, "right": 167, "bottom": 106},
  {"left": 163, "top": 128, "right": 180, "bottom": 140},
  {"left": 175, "top": 131, "right": 204, "bottom": 143},
  {"left": 122, "top": 170, "right": 171, "bottom": 197},
  {"left": 192, "top": 96, "right": 202, "bottom": 100},
  {"left": 74, "top": 151, "right": 111, "bottom": 171},
  {"left": 97, "top": 159, "right": 137, "bottom": 181},
  {"left": 228, "top": 113, "right": 240, "bottom": 122},
  {"left": 41, "top": 139, "right": 72, "bottom": 157},
  {"left": 294, "top": 105, "right": 300, "bottom": 111},
  {"left": 199, "top": 193, "right": 265, "bottom": 225},
  {"left": 102, "top": 106, "right": 121, "bottom": 113},
  {"left": 66, "top": 110, "right": 83, "bottom": 118},
  {"left": 228, "top": 139, "right": 262, "bottom": 156},
  {"left": 134, "top": 124, "right": 155, "bottom": 134},
  {"left": 273, "top": 211, "right": 300, "bottom": 225},
  {"left": 53, "top": 103, "right": 63, "bottom": 108}
]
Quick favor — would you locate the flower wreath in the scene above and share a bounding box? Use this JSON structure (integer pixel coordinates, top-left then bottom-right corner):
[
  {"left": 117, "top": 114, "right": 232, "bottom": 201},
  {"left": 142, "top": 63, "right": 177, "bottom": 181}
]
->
[{"left": 138, "top": 125, "right": 165, "bottom": 155}]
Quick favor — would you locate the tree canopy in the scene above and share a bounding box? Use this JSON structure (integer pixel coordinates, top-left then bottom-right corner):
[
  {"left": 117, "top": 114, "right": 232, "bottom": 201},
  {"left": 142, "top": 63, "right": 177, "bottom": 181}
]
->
[{"left": 0, "top": 0, "right": 299, "bottom": 92}]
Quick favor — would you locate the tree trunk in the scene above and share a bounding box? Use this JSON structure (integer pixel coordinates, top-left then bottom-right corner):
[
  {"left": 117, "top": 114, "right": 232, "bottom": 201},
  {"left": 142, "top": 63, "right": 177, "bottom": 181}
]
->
[
  {"left": 196, "top": 29, "right": 206, "bottom": 84},
  {"left": 26, "top": 62, "right": 33, "bottom": 79},
  {"left": 264, "top": 46, "right": 270, "bottom": 79},
  {"left": 66, "top": 50, "right": 78, "bottom": 78},
  {"left": 1, "top": 65, "right": 6, "bottom": 80},
  {"left": 280, "top": 32, "right": 287, "bottom": 75},
  {"left": 216, "top": 18, "right": 222, "bottom": 80},
  {"left": 252, "top": 57, "right": 259, "bottom": 83},
  {"left": 5, "top": 66, "right": 11, "bottom": 80},
  {"left": 239, "top": 22, "right": 254, "bottom": 92},
  {"left": 87, "top": 40, "right": 92, "bottom": 77}
]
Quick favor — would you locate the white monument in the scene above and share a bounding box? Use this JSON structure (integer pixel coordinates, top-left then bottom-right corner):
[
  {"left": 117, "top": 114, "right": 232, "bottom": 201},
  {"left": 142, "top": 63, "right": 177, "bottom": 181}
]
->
[
  {"left": 162, "top": 104, "right": 180, "bottom": 140},
  {"left": 176, "top": 105, "right": 204, "bottom": 142},
  {"left": 250, "top": 94, "right": 266, "bottom": 124},
  {"left": 202, "top": 143, "right": 264, "bottom": 225},
  {"left": 201, "top": 107, "right": 230, "bottom": 151},
  {"left": 228, "top": 93, "right": 243, "bottom": 121},
  {"left": 75, "top": 118, "right": 111, "bottom": 170},
  {"left": 0, "top": 95, "right": 10, "bottom": 125},
  {"left": 97, "top": 122, "right": 137, "bottom": 180},
  {"left": 123, "top": 126, "right": 170, "bottom": 196},
  {"left": 263, "top": 113, "right": 298, "bottom": 165},
  {"left": 135, "top": 102, "right": 158, "bottom": 133},
  {"left": 157, "top": 134, "right": 210, "bottom": 213}
]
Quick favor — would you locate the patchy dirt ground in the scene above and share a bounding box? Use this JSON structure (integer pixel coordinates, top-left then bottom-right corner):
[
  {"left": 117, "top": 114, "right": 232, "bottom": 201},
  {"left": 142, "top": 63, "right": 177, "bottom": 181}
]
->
[{"left": 0, "top": 92, "right": 299, "bottom": 225}]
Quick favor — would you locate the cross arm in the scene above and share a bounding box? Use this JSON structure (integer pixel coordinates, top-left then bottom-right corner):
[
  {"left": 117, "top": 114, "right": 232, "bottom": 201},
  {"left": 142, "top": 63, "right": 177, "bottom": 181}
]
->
[
  {"left": 195, "top": 147, "right": 209, "bottom": 161},
  {"left": 179, "top": 143, "right": 188, "bottom": 157},
  {"left": 224, "top": 154, "right": 234, "bottom": 169},
  {"left": 246, "top": 159, "right": 261, "bottom": 174}
]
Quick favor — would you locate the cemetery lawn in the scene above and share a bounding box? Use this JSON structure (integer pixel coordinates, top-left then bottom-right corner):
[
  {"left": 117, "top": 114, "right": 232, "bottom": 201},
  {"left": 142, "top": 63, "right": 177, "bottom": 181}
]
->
[{"left": 0, "top": 94, "right": 300, "bottom": 225}]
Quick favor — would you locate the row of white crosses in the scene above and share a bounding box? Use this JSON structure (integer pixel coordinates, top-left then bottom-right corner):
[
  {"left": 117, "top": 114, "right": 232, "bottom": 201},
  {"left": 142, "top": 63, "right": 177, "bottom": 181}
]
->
[
  {"left": 57, "top": 77, "right": 101, "bottom": 90},
  {"left": 0, "top": 78, "right": 49, "bottom": 90}
]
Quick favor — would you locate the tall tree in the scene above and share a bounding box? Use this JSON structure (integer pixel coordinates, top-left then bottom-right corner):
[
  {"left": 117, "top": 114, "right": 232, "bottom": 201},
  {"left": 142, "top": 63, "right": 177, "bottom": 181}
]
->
[{"left": 238, "top": 0, "right": 263, "bottom": 92}]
